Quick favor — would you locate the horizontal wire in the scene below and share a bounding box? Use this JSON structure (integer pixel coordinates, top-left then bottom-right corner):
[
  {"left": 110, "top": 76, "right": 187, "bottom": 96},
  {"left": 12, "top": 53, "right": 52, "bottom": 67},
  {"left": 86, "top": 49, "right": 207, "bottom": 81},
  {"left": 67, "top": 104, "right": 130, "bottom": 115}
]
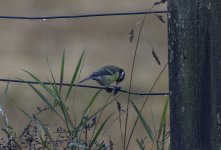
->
[
  {"left": 0, "top": 10, "right": 168, "bottom": 96},
  {"left": 0, "top": 10, "right": 167, "bottom": 20},
  {"left": 0, "top": 78, "right": 169, "bottom": 96}
]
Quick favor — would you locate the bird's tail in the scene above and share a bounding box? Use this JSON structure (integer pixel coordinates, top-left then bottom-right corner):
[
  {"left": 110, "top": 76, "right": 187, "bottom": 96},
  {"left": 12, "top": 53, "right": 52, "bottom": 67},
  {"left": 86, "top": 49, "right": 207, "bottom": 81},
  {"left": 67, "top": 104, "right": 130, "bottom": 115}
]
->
[{"left": 79, "top": 76, "right": 92, "bottom": 83}]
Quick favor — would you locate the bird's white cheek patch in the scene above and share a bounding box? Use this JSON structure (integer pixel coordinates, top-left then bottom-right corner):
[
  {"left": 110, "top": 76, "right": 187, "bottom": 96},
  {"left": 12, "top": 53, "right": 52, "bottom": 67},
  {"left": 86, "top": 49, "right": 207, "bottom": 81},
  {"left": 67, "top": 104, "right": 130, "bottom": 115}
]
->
[{"left": 120, "top": 72, "right": 125, "bottom": 79}]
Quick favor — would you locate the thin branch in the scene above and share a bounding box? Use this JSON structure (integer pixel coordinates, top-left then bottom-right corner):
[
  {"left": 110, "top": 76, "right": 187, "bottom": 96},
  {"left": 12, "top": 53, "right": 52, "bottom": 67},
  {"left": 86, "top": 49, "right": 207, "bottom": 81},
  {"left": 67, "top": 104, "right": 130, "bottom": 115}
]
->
[{"left": 0, "top": 10, "right": 167, "bottom": 20}]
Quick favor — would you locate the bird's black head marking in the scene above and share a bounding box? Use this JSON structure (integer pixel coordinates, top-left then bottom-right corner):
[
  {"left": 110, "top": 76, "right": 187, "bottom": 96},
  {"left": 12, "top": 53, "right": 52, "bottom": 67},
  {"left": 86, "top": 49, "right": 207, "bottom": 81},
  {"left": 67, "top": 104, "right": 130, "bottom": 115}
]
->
[{"left": 117, "top": 69, "right": 125, "bottom": 84}]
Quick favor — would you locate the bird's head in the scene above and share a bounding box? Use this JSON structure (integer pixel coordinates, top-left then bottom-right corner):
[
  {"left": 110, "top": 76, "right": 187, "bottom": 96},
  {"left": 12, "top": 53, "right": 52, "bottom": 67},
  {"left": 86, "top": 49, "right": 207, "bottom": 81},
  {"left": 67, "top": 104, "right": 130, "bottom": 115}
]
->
[{"left": 116, "top": 69, "right": 125, "bottom": 85}]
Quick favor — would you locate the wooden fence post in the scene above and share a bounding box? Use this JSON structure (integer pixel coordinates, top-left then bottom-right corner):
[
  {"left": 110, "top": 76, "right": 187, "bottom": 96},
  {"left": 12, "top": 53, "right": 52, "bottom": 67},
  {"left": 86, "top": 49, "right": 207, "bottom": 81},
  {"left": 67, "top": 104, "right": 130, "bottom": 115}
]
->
[{"left": 168, "top": 0, "right": 221, "bottom": 149}]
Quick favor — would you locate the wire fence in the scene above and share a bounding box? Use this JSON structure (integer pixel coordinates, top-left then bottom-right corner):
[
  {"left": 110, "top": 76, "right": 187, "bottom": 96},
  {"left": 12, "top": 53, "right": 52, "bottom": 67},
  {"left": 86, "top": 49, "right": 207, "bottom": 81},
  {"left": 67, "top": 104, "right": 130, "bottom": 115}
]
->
[
  {"left": 0, "top": 78, "right": 168, "bottom": 96},
  {"left": 0, "top": 10, "right": 168, "bottom": 96},
  {"left": 0, "top": 10, "right": 167, "bottom": 20}
]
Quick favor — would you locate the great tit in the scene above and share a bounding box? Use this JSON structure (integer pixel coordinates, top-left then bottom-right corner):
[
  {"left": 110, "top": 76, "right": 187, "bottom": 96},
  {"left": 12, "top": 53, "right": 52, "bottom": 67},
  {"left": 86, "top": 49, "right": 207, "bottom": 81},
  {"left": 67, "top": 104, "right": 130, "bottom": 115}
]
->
[{"left": 79, "top": 65, "right": 125, "bottom": 86}]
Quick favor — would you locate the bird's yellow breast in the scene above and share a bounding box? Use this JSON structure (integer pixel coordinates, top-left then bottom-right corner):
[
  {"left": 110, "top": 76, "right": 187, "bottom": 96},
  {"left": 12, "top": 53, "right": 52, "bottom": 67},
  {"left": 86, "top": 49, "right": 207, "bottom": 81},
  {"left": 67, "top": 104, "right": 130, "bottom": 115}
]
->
[{"left": 96, "top": 72, "right": 119, "bottom": 86}]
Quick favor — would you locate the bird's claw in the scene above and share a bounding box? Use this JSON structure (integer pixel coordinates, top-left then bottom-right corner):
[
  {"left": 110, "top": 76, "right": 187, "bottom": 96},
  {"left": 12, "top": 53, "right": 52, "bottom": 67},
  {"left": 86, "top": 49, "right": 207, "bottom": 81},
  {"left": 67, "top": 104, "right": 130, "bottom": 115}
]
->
[
  {"left": 105, "top": 87, "right": 113, "bottom": 93},
  {"left": 105, "top": 86, "right": 121, "bottom": 95}
]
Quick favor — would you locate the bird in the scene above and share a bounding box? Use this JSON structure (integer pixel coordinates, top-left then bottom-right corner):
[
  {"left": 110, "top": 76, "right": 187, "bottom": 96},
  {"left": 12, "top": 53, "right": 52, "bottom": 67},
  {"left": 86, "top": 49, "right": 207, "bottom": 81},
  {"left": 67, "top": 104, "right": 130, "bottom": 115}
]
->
[{"left": 79, "top": 65, "right": 125, "bottom": 87}]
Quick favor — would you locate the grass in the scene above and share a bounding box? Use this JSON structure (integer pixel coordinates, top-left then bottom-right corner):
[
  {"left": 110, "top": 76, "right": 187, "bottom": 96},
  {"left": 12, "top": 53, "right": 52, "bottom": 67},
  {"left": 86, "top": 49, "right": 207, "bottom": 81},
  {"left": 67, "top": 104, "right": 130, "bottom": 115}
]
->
[
  {"left": 0, "top": 50, "right": 169, "bottom": 149},
  {"left": 0, "top": 2, "right": 168, "bottom": 149},
  {"left": 0, "top": 51, "right": 119, "bottom": 149}
]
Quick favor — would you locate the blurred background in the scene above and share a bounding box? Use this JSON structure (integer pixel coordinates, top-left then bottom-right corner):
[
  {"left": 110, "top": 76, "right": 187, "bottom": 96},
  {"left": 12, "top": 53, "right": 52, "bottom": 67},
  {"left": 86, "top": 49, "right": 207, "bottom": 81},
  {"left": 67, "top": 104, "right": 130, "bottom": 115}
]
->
[{"left": 0, "top": 0, "right": 168, "bottom": 149}]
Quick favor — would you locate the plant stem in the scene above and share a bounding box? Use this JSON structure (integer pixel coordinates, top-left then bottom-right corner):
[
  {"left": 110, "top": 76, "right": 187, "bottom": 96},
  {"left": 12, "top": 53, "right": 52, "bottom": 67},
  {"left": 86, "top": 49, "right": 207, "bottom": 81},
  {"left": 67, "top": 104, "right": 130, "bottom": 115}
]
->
[
  {"left": 123, "top": 14, "right": 147, "bottom": 150},
  {"left": 126, "top": 63, "right": 168, "bottom": 150}
]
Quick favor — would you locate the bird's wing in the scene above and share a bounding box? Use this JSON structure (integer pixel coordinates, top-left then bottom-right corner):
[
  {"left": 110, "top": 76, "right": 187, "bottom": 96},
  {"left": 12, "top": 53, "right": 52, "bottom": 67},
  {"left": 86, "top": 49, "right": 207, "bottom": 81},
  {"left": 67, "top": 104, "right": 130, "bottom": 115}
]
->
[
  {"left": 91, "top": 66, "right": 116, "bottom": 77},
  {"left": 79, "top": 68, "right": 113, "bottom": 83},
  {"left": 79, "top": 66, "right": 120, "bottom": 84}
]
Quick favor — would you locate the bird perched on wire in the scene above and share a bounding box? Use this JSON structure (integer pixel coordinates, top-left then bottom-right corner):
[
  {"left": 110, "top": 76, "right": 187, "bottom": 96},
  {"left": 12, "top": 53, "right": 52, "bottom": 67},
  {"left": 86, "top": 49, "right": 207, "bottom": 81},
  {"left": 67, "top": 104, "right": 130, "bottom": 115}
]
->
[{"left": 79, "top": 65, "right": 125, "bottom": 87}]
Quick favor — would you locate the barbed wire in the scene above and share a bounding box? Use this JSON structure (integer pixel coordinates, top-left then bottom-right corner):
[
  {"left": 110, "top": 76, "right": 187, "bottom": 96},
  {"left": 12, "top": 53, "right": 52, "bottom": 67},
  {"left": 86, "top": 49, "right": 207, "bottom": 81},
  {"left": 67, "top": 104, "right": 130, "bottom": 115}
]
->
[
  {"left": 0, "top": 78, "right": 169, "bottom": 96},
  {"left": 0, "top": 10, "right": 167, "bottom": 20}
]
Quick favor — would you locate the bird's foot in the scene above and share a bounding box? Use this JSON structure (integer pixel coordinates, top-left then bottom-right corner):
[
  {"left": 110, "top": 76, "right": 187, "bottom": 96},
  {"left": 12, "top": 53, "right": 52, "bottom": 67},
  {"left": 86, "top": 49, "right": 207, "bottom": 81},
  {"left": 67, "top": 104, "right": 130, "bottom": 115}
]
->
[
  {"left": 105, "top": 86, "right": 121, "bottom": 95},
  {"left": 105, "top": 87, "right": 113, "bottom": 93},
  {"left": 113, "top": 86, "right": 121, "bottom": 95}
]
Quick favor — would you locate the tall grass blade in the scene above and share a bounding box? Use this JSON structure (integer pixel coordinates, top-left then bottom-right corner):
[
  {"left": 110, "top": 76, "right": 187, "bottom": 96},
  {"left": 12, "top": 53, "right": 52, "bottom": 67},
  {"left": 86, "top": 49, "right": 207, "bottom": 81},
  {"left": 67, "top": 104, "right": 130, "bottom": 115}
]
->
[
  {"left": 161, "top": 122, "right": 166, "bottom": 150},
  {"left": 45, "top": 55, "right": 61, "bottom": 107},
  {"left": 156, "top": 97, "right": 169, "bottom": 149},
  {"left": 90, "top": 114, "right": 113, "bottom": 148},
  {"left": 1, "top": 113, "right": 8, "bottom": 130},
  {"left": 65, "top": 49, "right": 85, "bottom": 101},
  {"left": 46, "top": 78, "right": 59, "bottom": 106},
  {"left": 47, "top": 79, "right": 74, "bottom": 129},
  {"left": 0, "top": 82, "right": 9, "bottom": 129},
  {"left": 74, "top": 89, "right": 102, "bottom": 139},
  {"left": 130, "top": 99, "right": 154, "bottom": 142},
  {"left": 157, "top": 97, "right": 169, "bottom": 148},
  {"left": 82, "top": 89, "right": 102, "bottom": 117},
  {"left": 19, "top": 78, "right": 64, "bottom": 122},
  {"left": 124, "top": 14, "right": 147, "bottom": 150},
  {"left": 45, "top": 55, "right": 57, "bottom": 86},
  {"left": 126, "top": 63, "right": 168, "bottom": 150},
  {"left": 136, "top": 139, "right": 144, "bottom": 150},
  {"left": 35, "top": 117, "right": 54, "bottom": 149},
  {"left": 20, "top": 69, "right": 60, "bottom": 101},
  {"left": 19, "top": 69, "right": 68, "bottom": 121},
  {"left": 97, "top": 144, "right": 106, "bottom": 150},
  {"left": 74, "top": 94, "right": 116, "bottom": 135},
  {"left": 17, "top": 107, "right": 32, "bottom": 120},
  {"left": 2, "top": 82, "right": 9, "bottom": 110},
  {"left": 59, "top": 50, "right": 65, "bottom": 93}
]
